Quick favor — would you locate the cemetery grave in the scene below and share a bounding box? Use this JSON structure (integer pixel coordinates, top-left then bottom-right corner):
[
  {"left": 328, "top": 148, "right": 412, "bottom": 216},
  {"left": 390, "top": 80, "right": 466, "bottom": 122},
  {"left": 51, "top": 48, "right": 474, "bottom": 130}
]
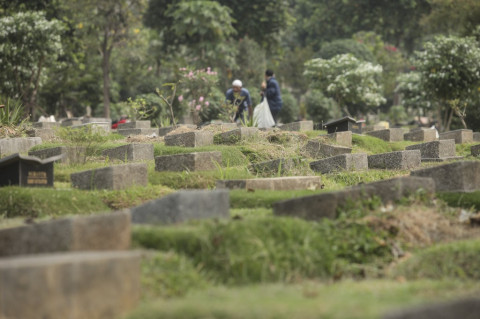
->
[{"left": 1, "top": 122, "right": 480, "bottom": 319}]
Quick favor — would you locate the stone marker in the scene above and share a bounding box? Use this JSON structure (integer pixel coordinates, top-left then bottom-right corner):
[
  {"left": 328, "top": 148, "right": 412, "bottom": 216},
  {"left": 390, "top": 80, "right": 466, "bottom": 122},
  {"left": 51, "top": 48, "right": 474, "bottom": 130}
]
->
[
  {"left": 250, "top": 158, "right": 297, "bottom": 174},
  {"left": 117, "top": 120, "right": 151, "bottom": 129},
  {"left": 273, "top": 176, "right": 434, "bottom": 221},
  {"left": 216, "top": 127, "right": 259, "bottom": 144},
  {"left": 205, "top": 122, "right": 238, "bottom": 131},
  {"left": 71, "top": 163, "right": 148, "bottom": 190},
  {"left": 117, "top": 128, "right": 158, "bottom": 137},
  {"left": 33, "top": 122, "right": 60, "bottom": 129},
  {"left": 411, "top": 161, "right": 480, "bottom": 192},
  {"left": 71, "top": 122, "right": 111, "bottom": 135},
  {"left": 61, "top": 118, "right": 82, "bottom": 127},
  {"left": 0, "top": 137, "right": 42, "bottom": 157},
  {"left": 29, "top": 146, "right": 86, "bottom": 165},
  {"left": 439, "top": 129, "right": 473, "bottom": 144},
  {"left": 366, "top": 128, "right": 404, "bottom": 142},
  {"left": 131, "top": 190, "right": 229, "bottom": 224},
  {"left": 0, "top": 251, "right": 141, "bottom": 319},
  {"left": 27, "top": 128, "right": 56, "bottom": 140},
  {"left": 82, "top": 117, "right": 112, "bottom": 124},
  {"left": 382, "top": 298, "right": 480, "bottom": 319},
  {"left": 474, "top": 132, "right": 480, "bottom": 142},
  {"left": 102, "top": 143, "right": 154, "bottom": 162},
  {"left": 368, "top": 150, "right": 421, "bottom": 170},
  {"left": 310, "top": 153, "right": 368, "bottom": 174},
  {"left": 326, "top": 131, "right": 352, "bottom": 147},
  {"left": 304, "top": 140, "right": 352, "bottom": 159},
  {"left": 155, "top": 151, "right": 221, "bottom": 171},
  {"left": 404, "top": 128, "right": 437, "bottom": 142},
  {"left": 164, "top": 131, "right": 214, "bottom": 147},
  {"left": 0, "top": 153, "right": 63, "bottom": 187},
  {"left": 217, "top": 176, "right": 322, "bottom": 191},
  {"left": 158, "top": 124, "right": 197, "bottom": 136},
  {"left": 0, "top": 211, "right": 130, "bottom": 257},
  {"left": 280, "top": 120, "right": 314, "bottom": 132},
  {"left": 405, "top": 139, "right": 460, "bottom": 161},
  {"left": 471, "top": 144, "right": 480, "bottom": 157}
]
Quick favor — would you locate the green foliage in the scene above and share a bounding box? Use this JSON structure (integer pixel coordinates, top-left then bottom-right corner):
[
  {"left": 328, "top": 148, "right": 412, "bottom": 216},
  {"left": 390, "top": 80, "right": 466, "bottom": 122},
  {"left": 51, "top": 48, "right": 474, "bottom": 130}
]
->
[
  {"left": 388, "top": 105, "right": 408, "bottom": 125},
  {"left": 0, "top": 96, "right": 26, "bottom": 126},
  {"left": 318, "top": 39, "right": 376, "bottom": 63},
  {"left": 229, "top": 190, "right": 324, "bottom": 209},
  {"left": 395, "top": 72, "right": 432, "bottom": 112},
  {"left": 304, "top": 54, "right": 386, "bottom": 116},
  {"left": 436, "top": 191, "right": 480, "bottom": 211},
  {"left": 278, "top": 89, "right": 299, "bottom": 124},
  {"left": 55, "top": 125, "right": 110, "bottom": 162},
  {"left": 304, "top": 89, "right": 341, "bottom": 124},
  {"left": 422, "top": 0, "right": 480, "bottom": 36}
]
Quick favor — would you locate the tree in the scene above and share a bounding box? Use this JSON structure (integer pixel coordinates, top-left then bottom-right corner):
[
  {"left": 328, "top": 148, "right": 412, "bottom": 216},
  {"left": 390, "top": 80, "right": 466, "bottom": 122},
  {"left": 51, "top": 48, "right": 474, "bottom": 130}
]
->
[
  {"left": 304, "top": 54, "right": 386, "bottom": 116},
  {"left": 395, "top": 72, "right": 432, "bottom": 117},
  {"left": 0, "top": 11, "right": 63, "bottom": 117},
  {"left": 415, "top": 35, "right": 480, "bottom": 130},
  {"left": 304, "top": 89, "right": 341, "bottom": 124},
  {"left": 422, "top": 0, "right": 480, "bottom": 36},
  {"left": 318, "top": 39, "right": 376, "bottom": 63}
]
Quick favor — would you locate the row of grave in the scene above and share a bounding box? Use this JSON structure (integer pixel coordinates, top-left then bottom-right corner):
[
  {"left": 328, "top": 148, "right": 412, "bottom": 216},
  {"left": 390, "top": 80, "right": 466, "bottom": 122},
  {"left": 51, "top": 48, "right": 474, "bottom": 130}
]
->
[{"left": 2, "top": 158, "right": 480, "bottom": 317}]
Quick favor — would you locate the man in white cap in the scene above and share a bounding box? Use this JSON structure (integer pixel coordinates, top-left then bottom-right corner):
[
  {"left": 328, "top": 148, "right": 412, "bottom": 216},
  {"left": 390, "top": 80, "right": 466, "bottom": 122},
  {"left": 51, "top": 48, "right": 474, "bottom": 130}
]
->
[{"left": 225, "top": 79, "right": 252, "bottom": 123}]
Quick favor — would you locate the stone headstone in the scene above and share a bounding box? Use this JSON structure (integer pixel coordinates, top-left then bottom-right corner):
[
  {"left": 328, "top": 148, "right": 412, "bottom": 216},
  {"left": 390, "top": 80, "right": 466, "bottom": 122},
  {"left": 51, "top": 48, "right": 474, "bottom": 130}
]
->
[
  {"left": 215, "top": 127, "right": 259, "bottom": 144},
  {"left": 404, "top": 128, "right": 437, "bottom": 142},
  {"left": 71, "top": 163, "right": 148, "bottom": 190},
  {"left": 473, "top": 132, "right": 480, "bottom": 142},
  {"left": 405, "top": 140, "right": 459, "bottom": 161},
  {"left": 366, "top": 128, "right": 404, "bottom": 142},
  {"left": 0, "top": 211, "right": 130, "bottom": 257},
  {"left": 304, "top": 140, "right": 352, "bottom": 159},
  {"left": 250, "top": 158, "right": 297, "bottom": 175},
  {"left": 82, "top": 117, "right": 112, "bottom": 124},
  {"left": 439, "top": 129, "right": 473, "bottom": 144},
  {"left": 382, "top": 298, "right": 480, "bottom": 319},
  {"left": 164, "top": 131, "right": 214, "bottom": 147},
  {"left": 155, "top": 151, "right": 221, "bottom": 171},
  {"left": 71, "top": 122, "right": 111, "bottom": 135},
  {"left": 0, "top": 153, "right": 63, "bottom": 187},
  {"left": 280, "top": 120, "right": 314, "bottom": 132},
  {"left": 326, "top": 131, "right": 352, "bottom": 147},
  {"left": 131, "top": 190, "right": 229, "bottom": 224},
  {"left": 471, "top": 144, "right": 480, "bottom": 157},
  {"left": 216, "top": 176, "right": 322, "bottom": 191},
  {"left": 27, "top": 128, "right": 56, "bottom": 140},
  {"left": 158, "top": 124, "right": 197, "bottom": 136},
  {"left": 0, "top": 251, "right": 141, "bottom": 319},
  {"left": 204, "top": 122, "right": 238, "bottom": 131},
  {"left": 310, "top": 153, "right": 368, "bottom": 174},
  {"left": 102, "top": 143, "right": 154, "bottom": 162},
  {"left": 61, "top": 118, "right": 82, "bottom": 127},
  {"left": 0, "top": 137, "right": 42, "bottom": 157},
  {"left": 368, "top": 150, "right": 421, "bottom": 170},
  {"left": 117, "top": 120, "right": 151, "bottom": 129},
  {"left": 33, "top": 122, "right": 59, "bottom": 129},
  {"left": 411, "top": 161, "right": 480, "bottom": 192},
  {"left": 29, "top": 146, "right": 86, "bottom": 165},
  {"left": 117, "top": 128, "right": 158, "bottom": 136}
]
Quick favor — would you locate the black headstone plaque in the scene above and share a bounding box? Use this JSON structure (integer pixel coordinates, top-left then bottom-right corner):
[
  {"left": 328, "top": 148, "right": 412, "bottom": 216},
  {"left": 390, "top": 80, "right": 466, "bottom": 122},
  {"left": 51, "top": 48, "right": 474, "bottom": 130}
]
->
[
  {"left": 0, "top": 153, "right": 63, "bottom": 187},
  {"left": 324, "top": 116, "right": 362, "bottom": 134}
]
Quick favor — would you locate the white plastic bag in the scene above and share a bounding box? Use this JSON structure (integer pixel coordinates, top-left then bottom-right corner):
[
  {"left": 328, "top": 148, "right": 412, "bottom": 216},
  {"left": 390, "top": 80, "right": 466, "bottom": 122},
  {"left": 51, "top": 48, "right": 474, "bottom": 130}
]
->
[{"left": 253, "top": 98, "right": 275, "bottom": 128}]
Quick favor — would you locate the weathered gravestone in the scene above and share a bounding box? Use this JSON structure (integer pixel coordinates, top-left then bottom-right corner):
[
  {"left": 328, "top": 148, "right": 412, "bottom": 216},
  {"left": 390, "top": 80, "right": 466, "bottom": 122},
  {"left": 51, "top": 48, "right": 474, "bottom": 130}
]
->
[
  {"left": 304, "top": 140, "right": 352, "bottom": 159},
  {"left": 383, "top": 298, "right": 480, "bottom": 319},
  {"left": 368, "top": 150, "right": 421, "bottom": 170},
  {"left": 325, "top": 131, "right": 352, "bottom": 147},
  {"left": 405, "top": 139, "right": 460, "bottom": 162},
  {"left": 0, "top": 137, "right": 42, "bottom": 157},
  {"left": 29, "top": 146, "right": 86, "bottom": 165},
  {"left": 131, "top": 190, "right": 229, "bottom": 224},
  {"left": 117, "top": 128, "right": 159, "bottom": 137},
  {"left": 33, "top": 122, "right": 60, "bottom": 129},
  {"left": 366, "top": 128, "right": 404, "bottom": 142},
  {"left": 474, "top": 132, "right": 480, "bottom": 142},
  {"left": 71, "top": 122, "right": 111, "bottom": 135},
  {"left": 117, "top": 120, "right": 151, "bottom": 129},
  {"left": 250, "top": 158, "right": 298, "bottom": 175},
  {"left": 215, "top": 127, "right": 259, "bottom": 144},
  {"left": 27, "top": 128, "right": 56, "bottom": 140},
  {"left": 0, "top": 153, "right": 63, "bottom": 187},
  {"left": 164, "top": 131, "right": 214, "bottom": 147},
  {"left": 102, "top": 143, "right": 154, "bottom": 162},
  {"left": 404, "top": 128, "right": 437, "bottom": 142},
  {"left": 71, "top": 163, "right": 148, "bottom": 190},
  {"left": 324, "top": 116, "right": 361, "bottom": 134},
  {"left": 216, "top": 176, "right": 323, "bottom": 191},
  {"left": 0, "top": 211, "right": 130, "bottom": 257},
  {"left": 280, "top": 120, "right": 314, "bottom": 132},
  {"left": 273, "top": 176, "right": 434, "bottom": 221},
  {"left": 310, "top": 153, "right": 368, "bottom": 174},
  {"left": 158, "top": 124, "right": 197, "bottom": 136},
  {"left": 411, "top": 161, "right": 480, "bottom": 192},
  {"left": 82, "top": 117, "right": 112, "bottom": 124},
  {"left": 155, "top": 151, "right": 221, "bottom": 171},
  {"left": 471, "top": 144, "right": 480, "bottom": 157},
  {"left": 0, "top": 251, "right": 141, "bottom": 319},
  {"left": 61, "top": 118, "right": 82, "bottom": 127},
  {"left": 439, "top": 129, "right": 473, "bottom": 144}
]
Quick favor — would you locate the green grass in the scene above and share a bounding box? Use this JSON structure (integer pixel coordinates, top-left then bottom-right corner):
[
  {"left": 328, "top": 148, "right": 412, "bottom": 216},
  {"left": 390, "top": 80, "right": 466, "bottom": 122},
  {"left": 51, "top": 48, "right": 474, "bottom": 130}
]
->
[
  {"left": 456, "top": 143, "right": 478, "bottom": 158},
  {"left": 322, "top": 169, "right": 410, "bottom": 189},
  {"left": 436, "top": 191, "right": 480, "bottom": 210},
  {"left": 352, "top": 134, "right": 417, "bottom": 155},
  {"left": 229, "top": 189, "right": 325, "bottom": 209},
  {"left": 127, "top": 279, "right": 480, "bottom": 319},
  {"left": 154, "top": 144, "right": 249, "bottom": 166}
]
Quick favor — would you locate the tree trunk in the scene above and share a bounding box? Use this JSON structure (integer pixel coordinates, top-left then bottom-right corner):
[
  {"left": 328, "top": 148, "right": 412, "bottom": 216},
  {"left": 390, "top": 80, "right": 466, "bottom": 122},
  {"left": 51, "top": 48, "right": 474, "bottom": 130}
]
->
[
  {"left": 101, "top": 30, "right": 111, "bottom": 119},
  {"left": 445, "top": 107, "right": 454, "bottom": 131}
]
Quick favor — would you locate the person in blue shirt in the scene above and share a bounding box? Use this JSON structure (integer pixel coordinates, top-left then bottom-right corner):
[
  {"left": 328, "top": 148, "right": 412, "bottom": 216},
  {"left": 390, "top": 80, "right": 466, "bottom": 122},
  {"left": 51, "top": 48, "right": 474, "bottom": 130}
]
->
[
  {"left": 225, "top": 79, "right": 252, "bottom": 123},
  {"left": 261, "top": 69, "right": 282, "bottom": 124}
]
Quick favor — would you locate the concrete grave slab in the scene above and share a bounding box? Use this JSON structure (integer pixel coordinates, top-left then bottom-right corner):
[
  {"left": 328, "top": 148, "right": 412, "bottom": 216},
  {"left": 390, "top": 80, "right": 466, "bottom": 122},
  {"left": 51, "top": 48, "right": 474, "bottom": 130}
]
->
[
  {"left": 474, "top": 132, "right": 480, "bottom": 142},
  {"left": 404, "top": 128, "right": 437, "bottom": 142},
  {"left": 82, "top": 117, "right": 112, "bottom": 124},
  {"left": 131, "top": 190, "right": 229, "bottom": 224},
  {"left": 250, "top": 158, "right": 298, "bottom": 175},
  {"left": 310, "top": 153, "right": 368, "bottom": 174},
  {"left": 405, "top": 139, "right": 460, "bottom": 161},
  {"left": 366, "top": 128, "right": 404, "bottom": 142},
  {"left": 0, "top": 137, "right": 42, "bottom": 157},
  {"left": 0, "top": 251, "right": 141, "bottom": 319},
  {"left": 280, "top": 121, "right": 314, "bottom": 132},
  {"left": 326, "top": 131, "right": 352, "bottom": 147},
  {"left": 29, "top": 146, "right": 86, "bottom": 165},
  {"left": 471, "top": 144, "right": 480, "bottom": 157},
  {"left": 71, "top": 122, "right": 111, "bottom": 135},
  {"left": 155, "top": 151, "right": 221, "bottom": 171},
  {"left": 102, "top": 143, "right": 154, "bottom": 162},
  {"left": 368, "top": 150, "right": 421, "bottom": 170},
  {"left": 158, "top": 124, "right": 197, "bottom": 136},
  {"left": 0, "top": 211, "right": 130, "bottom": 257},
  {"left": 411, "top": 161, "right": 480, "bottom": 192},
  {"left": 164, "top": 131, "right": 214, "bottom": 147},
  {"left": 61, "top": 118, "right": 82, "bottom": 127},
  {"left": 117, "top": 120, "right": 151, "bottom": 129},
  {"left": 27, "top": 128, "right": 56, "bottom": 140},
  {"left": 33, "top": 122, "right": 60, "bottom": 129},
  {"left": 117, "top": 128, "right": 159, "bottom": 137},
  {"left": 304, "top": 140, "right": 352, "bottom": 159},
  {"left": 439, "top": 129, "right": 473, "bottom": 144},
  {"left": 71, "top": 163, "right": 148, "bottom": 190},
  {"left": 216, "top": 176, "right": 323, "bottom": 191},
  {"left": 215, "top": 127, "right": 259, "bottom": 144}
]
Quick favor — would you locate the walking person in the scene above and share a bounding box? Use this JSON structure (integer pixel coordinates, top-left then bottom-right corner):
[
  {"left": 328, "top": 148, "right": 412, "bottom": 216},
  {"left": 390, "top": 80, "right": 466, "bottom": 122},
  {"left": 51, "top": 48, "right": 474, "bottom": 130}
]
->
[{"left": 260, "top": 69, "right": 282, "bottom": 125}]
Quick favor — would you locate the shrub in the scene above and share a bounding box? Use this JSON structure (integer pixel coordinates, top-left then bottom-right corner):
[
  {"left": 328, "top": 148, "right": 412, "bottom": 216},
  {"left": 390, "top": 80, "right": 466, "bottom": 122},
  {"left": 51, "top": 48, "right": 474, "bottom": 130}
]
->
[
  {"left": 304, "top": 89, "right": 341, "bottom": 124},
  {"left": 318, "top": 39, "right": 376, "bottom": 63},
  {"left": 278, "top": 89, "right": 299, "bottom": 124}
]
